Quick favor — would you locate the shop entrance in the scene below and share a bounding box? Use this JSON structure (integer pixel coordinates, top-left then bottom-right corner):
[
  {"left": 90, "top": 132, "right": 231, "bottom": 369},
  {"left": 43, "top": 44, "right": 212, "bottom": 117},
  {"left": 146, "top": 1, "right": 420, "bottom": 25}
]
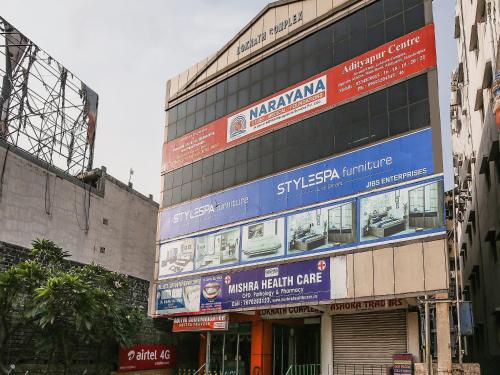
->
[
  {"left": 272, "top": 319, "right": 321, "bottom": 375},
  {"left": 207, "top": 323, "right": 251, "bottom": 375}
]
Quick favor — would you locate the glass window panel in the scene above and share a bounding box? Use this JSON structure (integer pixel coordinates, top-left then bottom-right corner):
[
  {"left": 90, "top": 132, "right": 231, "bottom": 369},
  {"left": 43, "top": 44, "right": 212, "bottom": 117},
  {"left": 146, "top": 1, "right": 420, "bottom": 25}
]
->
[
  {"left": 352, "top": 120, "right": 370, "bottom": 147},
  {"left": 333, "top": 17, "right": 350, "bottom": 42},
  {"left": 239, "top": 68, "right": 250, "bottom": 88},
  {"left": 274, "top": 127, "right": 288, "bottom": 151},
  {"left": 385, "top": 13, "right": 404, "bottom": 41},
  {"left": 215, "top": 100, "right": 226, "bottom": 119},
  {"left": 369, "top": 90, "right": 387, "bottom": 116},
  {"left": 290, "top": 62, "right": 304, "bottom": 83},
  {"left": 223, "top": 167, "right": 235, "bottom": 188},
  {"left": 289, "top": 42, "right": 303, "bottom": 64},
  {"left": 317, "top": 25, "right": 333, "bottom": 49},
  {"left": 182, "top": 164, "right": 193, "bottom": 184},
  {"left": 275, "top": 48, "right": 289, "bottom": 70},
  {"left": 186, "top": 113, "right": 195, "bottom": 133},
  {"left": 248, "top": 139, "right": 261, "bottom": 160},
  {"left": 192, "top": 160, "right": 202, "bottom": 180},
  {"left": 366, "top": 1, "right": 384, "bottom": 26},
  {"left": 206, "top": 85, "right": 216, "bottom": 105},
  {"left": 251, "top": 63, "right": 263, "bottom": 83},
  {"left": 167, "top": 123, "right": 177, "bottom": 141},
  {"left": 202, "top": 175, "right": 213, "bottom": 195},
  {"left": 227, "top": 93, "right": 238, "bottom": 114},
  {"left": 247, "top": 158, "right": 261, "bottom": 180},
  {"left": 262, "top": 77, "right": 275, "bottom": 97},
  {"left": 304, "top": 34, "right": 318, "bottom": 55},
  {"left": 163, "top": 172, "right": 174, "bottom": 190},
  {"left": 191, "top": 179, "right": 202, "bottom": 199},
  {"left": 168, "top": 107, "right": 178, "bottom": 123},
  {"left": 177, "top": 101, "right": 187, "bottom": 119},
  {"left": 176, "top": 119, "right": 186, "bottom": 137},
  {"left": 261, "top": 153, "right": 274, "bottom": 175},
  {"left": 213, "top": 152, "right": 224, "bottom": 172},
  {"left": 195, "top": 109, "right": 205, "bottom": 129},
  {"left": 317, "top": 49, "right": 333, "bottom": 72},
  {"left": 334, "top": 39, "right": 350, "bottom": 65},
  {"left": 389, "top": 106, "right": 409, "bottom": 135},
  {"left": 262, "top": 55, "right": 274, "bottom": 77},
  {"left": 409, "top": 100, "right": 429, "bottom": 130},
  {"left": 388, "top": 81, "right": 407, "bottom": 110},
  {"left": 181, "top": 182, "right": 192, "bottom": 201},
  {"left": 351, "top": 97, "right": 369, "bottom": 123},
  {"left": 384, "top": 0, "right": 403, "bottom": 18},
  {"left": 224, "top": 147, "right": 236, "bottom": 168},
  {"left": 228, "top": 74, "right": 238, "bottom": 94},
  {"left": 367, "top": 23, "right": 385, "bottom": 50},
  {"left": 196, "top": 91, "right": 206, "bottom": 110},
  {"left": 405, "top": 4, "right": 425, "bottom": 33},
  {"left": 370, "top": 113, "right": 389, "bottom": 141},
  {"left": 350, "top": 9, "right": 366, "bottom": 34},
  {"left": 275, "top": 69, "right": 288, "bottom": 90},
  {"left": 187, "top": 96, "right": 196, "bottom": 115},
  {"left": 202, "top": 156, "right": 214, "bottom": 177},
  {"left": 238, "top": 87, "right": 250, "bottom": 108},
  {"left": 172, "top": 186, "right": 182, "bottom": 205},
  {"left": 216, "top": 81, "right": 226, "bottom": 100},
  {"left": 235, "top": 143, "right": 248, "bottom": 165},
  {"left": 335, "top": 121, "right": 352, "bottom": 153},
  {"left": 235, "top": 163, "right": 247, "bottom": 184},
  {"left": 404, "top": 0, "right": 422, "bottom": 8},
  {"left": 250, "top": 82, "right": 262, "bottom": 102},
  {"left": 212, "top": 171, "right": 223, "bottom": 192},
  {"left": 408, "top": 74, "right": 428, "bottom": 103},
  {"left": 205, "top": 104, "right": 216, "bottom": 123},
  {"left": 162, "top": 189, "right": 172, "bottom": 207},
  {"left": 274, "top": 148, "right": 287, "bottom": 171},
  {"left": 350, "top": 32, "right": 367, "bottom": 58}
]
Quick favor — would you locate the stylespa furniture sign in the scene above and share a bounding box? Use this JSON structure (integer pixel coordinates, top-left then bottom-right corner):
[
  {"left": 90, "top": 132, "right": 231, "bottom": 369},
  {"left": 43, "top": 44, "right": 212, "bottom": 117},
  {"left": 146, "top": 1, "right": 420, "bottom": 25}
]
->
[
  {"left": 160, "top": 128, "right": 434, "bottom": 241},
  {"left": 118, "top": 344, "right": 176, "bottom": 372},
  {"left": 163, "top": 24, "right": 437, "bottom": 172}
]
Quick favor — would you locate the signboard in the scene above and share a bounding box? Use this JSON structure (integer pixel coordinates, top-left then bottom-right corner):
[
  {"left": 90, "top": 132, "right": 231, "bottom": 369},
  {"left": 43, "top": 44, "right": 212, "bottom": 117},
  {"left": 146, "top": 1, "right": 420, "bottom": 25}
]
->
[
  {"left": 118, "top": 345, "right": 176, "bottom": 372},
  {"left": 156, "top": 279, "right": 200, "bottom": 315},
  {"left": 199, "top": 258, "right": 330, "bottom": 312},
  {"left": 163, "top": 24, "right": 437, "bottom": 173},
  {"left": 329, "top": 298, "right": 411, "bottom": 315},
  {"left": 172, "top": 313, "right": 228, "bottom": 332},
  {"left": 160, "top": 129, "right": 434, "bottom": 241},
  {"left": 393, "top": 354, "right": 413, "bottom": 374},
  {"left": 260, "top": 306, "right": 323, "bottom": 319}
]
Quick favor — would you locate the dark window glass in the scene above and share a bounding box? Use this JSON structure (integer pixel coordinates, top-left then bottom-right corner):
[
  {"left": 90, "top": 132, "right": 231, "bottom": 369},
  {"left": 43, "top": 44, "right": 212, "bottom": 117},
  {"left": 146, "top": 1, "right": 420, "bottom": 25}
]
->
[
  {"left": 182, "top": 164, "right": 192, "bottom": 184},
  {"left": 248, "top": 158, "right": 261, "bottom": 180},
  {"left": 275, "top": 48, "right": 289, "bottom": 70},
  {"left": 235, "top": 163, "right": 247, "bottom": 184},
  {"left": 238, "top": 88, "right": 249, "bottom": 108},
  {"left": 227, "top": 93, "right": 238, "bottom": 114},
  {"left": 176, "top": 119, "right": 186, "bottom": 138},
  {"left": 224, "top": 147, "right": 236, "bottom": 169},
  {"left": 385, "top": 13, "right": 404, "bottom": 41},
  {"left": 251, "top": 63, "right": 263, "bottom": 83},
  {"left": 215, "top": 100, "right": 226, "bottom": 118},
  {"left": 196, "top": 91, "right": 206, "bottom": 110},
  {"left": 248, "top": 139, "right": 261, "bottom": 160},
  {"left": 389, "top": 106, "right": 409, "bottom": 135},
  {"left": 202, "top": 175, "right": 213, "bottom": 195},
  {"left": 405, "top": 4, "right": 425, "bottom": 33},
  {"left": 317, "top": 25, "right": 333, "bottom": 49},
  {"left": 187, "top": 96, "right": 196, "bottom": 115},
  {"left": 384, "top": 0, "right": 403, "bottom": 18},
  {"left": 163, "top": 172, "right": 174, "bottom": 190},
  {"left": 388, "top": 82, "right": 407, "bottom": 110},
  {"left": 250, "top": 82, "right": 262, "bottom": 102},
  {"left": 317, "top": 49, "right": 333, "bottom": 72},
  {"left": 202, "top": 156, "right": 213, "bottom": 177},
  {"left": 274, "top": 148, "right": 287, "bottom": 171},
  {"left": 262, "top": 77, "right": 275, "bottom": 97},
  {"left": 177, "top": 101, "right": 187, "bottom": 119},
  {"left": 262, "top": 55, "right": 274, "bottom": 77},
  {"left": 289, "top": 42, "right": 303, "bottom": 64},
  {"left": 371, "top": 113, "right": 389, "bottom": 141},
  {"left": 350, "top": 9, "right": 366, "bottom": 33},
  {"left": 173, "top": 168, "right": 183, "bottom": 187},
  {"left": 206, "top": 104, "right": 216, "bottom": 123},
  {"left": 333, "top": 18, "right": 349, "bottom": 42},
  {"left": 408, "top": 74, "right": 428, "bottom": 103},
  {"left": 366, "top": 1, "right": 384, "bottom": 26},
  {"left": 228, "top": 75, "right": 238, "bottom": 94},
  {"left": 367, "top": 24, "right": 385, "bottom": 50},
  {"left": 350, "top": 32, "right": 367, "bottom": 57},
  {"left": 213, "top": 152, "right": 224, "bottom": 173},
  {"left": 181, "top": 182, "right": 191, "bottom": 201},
  {"left": 239, "top": 69, "right": 250, "bottom": 88},
  {"left": 216, "top": 81, "right": 226, "bottom": 100},
  {"left": 260, "top": 132, "right": 274, "bottom": 155},
  {"left": 167, "top": 124, "right": 176, "bottom": 141},
  {"left": 162, "top": 189, "right": 172, "bottom": 207},
  {"left": 192, "top": 160, "right": 202, "bottom": 180},
  {"left": 404, "top": 0, "right": 422, "bottom": 8},
  {"left": 191, "top": 179, "right": 202, "bottom": 199},
  {"left": 275, "top": 70, "right": 288, "bottom": 90},
  {"left": 235, "top": 143, "right": 248, "bottom": 165},
  {"left": 261, "top": 154, "right": 274, "bottom": 175},
  {"left": 169, "top": 107, "right": 178, "bottom": 123},
  {"left": 274, "top": 128, "right": 288, "bottom": 151},
  {"left": 172, "top": 186, "right": 182, "bottom": 205},
  {"left": 334, "top": 39, "right": 350, "bottom": 65},
  {"left": 206, "top": 86, "right": 216, "bottom": 105},
  {"left": 304, "top": 34, "right": 318, "bottom": 55},
  {"left": 195, "top": 110, "right": 205, "bottom": 128},
  {"left": 370, "top": 90, "right": 387, "bottom": 116},
  {"left": 409, "top": 100, "right": 429, "bottom": 130},
  {"left": 212, "top": 171, "right": 223, "bottom": 191},
  {"left": 223, "top": 167, "right": 235, "bottom": 188},
  {"left": 290, "top": 62, "right": 304, "bottom": 84},
  {"left": 185, "top": 114, "right": 195, "bottom": 133}
]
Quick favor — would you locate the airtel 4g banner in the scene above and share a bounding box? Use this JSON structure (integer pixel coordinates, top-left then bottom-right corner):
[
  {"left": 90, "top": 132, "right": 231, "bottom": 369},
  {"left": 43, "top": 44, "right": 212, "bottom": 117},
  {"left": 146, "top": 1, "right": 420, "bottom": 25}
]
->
[
  {"left": 159, "top": 128, "right": 434, "bottom": 241},
  {"left": 118, "top": 344, "right": 176, "bottom": 372},
  {"left": 163, "top": 24, "right": 437, "bottom": 172}
]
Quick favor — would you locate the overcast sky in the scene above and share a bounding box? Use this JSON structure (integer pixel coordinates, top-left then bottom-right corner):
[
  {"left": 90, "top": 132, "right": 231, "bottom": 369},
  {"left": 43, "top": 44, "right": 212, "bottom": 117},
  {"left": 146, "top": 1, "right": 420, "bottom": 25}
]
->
[{"left": 2, "top": 0, "right": 456, "bottom": 200}]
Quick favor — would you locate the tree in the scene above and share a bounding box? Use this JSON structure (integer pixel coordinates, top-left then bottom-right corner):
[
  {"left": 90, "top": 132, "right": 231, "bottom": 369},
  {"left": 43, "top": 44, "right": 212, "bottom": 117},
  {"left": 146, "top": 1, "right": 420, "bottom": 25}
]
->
[{"left": 0, "top": 239, "right": 144, "bottom": 375}]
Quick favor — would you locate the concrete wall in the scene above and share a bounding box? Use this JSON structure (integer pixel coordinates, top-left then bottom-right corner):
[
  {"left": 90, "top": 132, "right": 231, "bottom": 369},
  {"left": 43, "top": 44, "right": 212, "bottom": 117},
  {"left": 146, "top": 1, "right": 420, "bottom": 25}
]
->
[{"left": 0, "top": 142, "right": 158, "bottom": 280}]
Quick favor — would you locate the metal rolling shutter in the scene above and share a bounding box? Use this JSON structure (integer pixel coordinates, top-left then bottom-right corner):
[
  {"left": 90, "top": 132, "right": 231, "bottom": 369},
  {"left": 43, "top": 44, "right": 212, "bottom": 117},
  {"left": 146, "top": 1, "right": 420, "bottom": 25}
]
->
[{"left": 332, "top": 310, "right": 407, "bottom": 370}]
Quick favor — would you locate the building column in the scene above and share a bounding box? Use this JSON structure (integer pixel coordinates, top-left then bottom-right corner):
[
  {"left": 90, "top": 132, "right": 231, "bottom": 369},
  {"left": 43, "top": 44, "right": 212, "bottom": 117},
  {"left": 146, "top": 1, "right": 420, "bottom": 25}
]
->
[
  {"left": 251, "top": 320, "right": 272, "bottom": 375},
  {"left": 320, "top": 312, "right": 333, "bottom": 375},
  {"left": 436, "top": 293, "right": 452, "bottom": 374}
]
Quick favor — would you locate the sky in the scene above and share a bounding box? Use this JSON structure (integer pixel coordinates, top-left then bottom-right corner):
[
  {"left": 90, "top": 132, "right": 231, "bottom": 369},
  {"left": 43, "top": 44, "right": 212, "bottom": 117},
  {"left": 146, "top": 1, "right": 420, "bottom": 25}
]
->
[{"left": 2, "top": 0, "right": 456, "bottom": 200}]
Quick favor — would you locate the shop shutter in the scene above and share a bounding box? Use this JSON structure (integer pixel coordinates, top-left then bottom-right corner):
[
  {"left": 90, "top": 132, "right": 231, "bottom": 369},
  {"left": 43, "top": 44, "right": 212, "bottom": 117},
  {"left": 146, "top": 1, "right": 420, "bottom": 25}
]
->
[{"left": 332, "top": 310, "right": 407, "bottom": 374}]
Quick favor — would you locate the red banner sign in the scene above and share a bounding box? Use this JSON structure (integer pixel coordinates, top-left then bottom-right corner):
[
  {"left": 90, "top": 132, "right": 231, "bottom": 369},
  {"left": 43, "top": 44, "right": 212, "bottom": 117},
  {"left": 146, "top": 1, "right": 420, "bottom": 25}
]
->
[
  {"left": 172, "top": 313, "right": 228, "bottom": 332},
  {"left": 163, "top": 24, "right": 437, "bottom": 173},
  {"left": 118, "top": 344, "right": 176, "bottom": 372}
]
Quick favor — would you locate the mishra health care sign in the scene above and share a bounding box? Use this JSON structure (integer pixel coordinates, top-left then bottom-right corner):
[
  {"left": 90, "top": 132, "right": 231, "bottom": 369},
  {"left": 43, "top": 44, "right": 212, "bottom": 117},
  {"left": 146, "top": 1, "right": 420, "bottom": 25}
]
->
[{"left": 163, "top": 24, "right": 437, "bottom": 172}]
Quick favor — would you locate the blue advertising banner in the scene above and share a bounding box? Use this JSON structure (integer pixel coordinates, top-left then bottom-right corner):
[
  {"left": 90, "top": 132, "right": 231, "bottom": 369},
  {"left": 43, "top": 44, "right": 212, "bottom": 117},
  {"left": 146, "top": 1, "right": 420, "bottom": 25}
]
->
[
  {"left": 199, "top": 258, "right": 330, "bottom": 311},
  {"left": 160, "top": 129, "right": 434, "bottom": 241},
  {"left": 156, "top": 278, "right": 201, "bottom": 315}
]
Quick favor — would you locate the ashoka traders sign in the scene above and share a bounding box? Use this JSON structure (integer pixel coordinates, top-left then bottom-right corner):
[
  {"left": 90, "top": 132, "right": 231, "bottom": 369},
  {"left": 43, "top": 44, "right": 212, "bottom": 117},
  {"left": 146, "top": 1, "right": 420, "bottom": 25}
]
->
[{"left": 227, "top": 75, "right": 327, "bottom": 142}]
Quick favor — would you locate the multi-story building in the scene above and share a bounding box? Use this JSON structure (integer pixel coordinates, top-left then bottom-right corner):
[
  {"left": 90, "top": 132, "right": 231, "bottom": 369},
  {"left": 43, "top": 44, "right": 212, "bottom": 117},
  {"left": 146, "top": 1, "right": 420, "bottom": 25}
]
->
[
  {"left": 450, "top": 0, "right": 500, "bottom": 373},
  {"left": 153, "top": 1, "right": 455, "bottom": 374}
]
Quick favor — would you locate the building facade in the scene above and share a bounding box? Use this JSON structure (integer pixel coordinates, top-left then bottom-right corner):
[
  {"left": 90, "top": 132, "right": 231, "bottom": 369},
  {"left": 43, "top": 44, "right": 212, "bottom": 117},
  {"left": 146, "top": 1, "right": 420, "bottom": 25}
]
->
[
  {"left": 450, "top": 0, "right": 500, "bottom": 373},
  {"left": 154, "top": 1, "right": 453, "bottom": 374}
]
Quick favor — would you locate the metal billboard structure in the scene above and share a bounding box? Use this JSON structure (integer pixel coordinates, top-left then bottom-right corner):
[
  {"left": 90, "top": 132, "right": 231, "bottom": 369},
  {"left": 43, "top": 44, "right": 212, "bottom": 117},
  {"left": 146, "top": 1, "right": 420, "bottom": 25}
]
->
[{"left": 0, "top": 16, "right": 98, "bottom": 175}]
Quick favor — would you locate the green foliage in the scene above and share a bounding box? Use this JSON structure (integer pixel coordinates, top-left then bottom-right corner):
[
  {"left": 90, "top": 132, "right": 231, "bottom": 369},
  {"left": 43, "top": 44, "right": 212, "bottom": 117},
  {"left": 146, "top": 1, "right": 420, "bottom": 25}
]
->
[{"left": 0, "top": 239, "right": 145, "bottom": 375}]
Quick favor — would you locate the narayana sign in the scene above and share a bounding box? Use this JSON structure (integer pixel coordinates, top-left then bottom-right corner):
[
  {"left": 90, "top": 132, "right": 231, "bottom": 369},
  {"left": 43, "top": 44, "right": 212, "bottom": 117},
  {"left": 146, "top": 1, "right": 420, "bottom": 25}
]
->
[
  {"left": 118, "top": 344, "right": 176, "bottom": 372},
  {"left": 163, "top": 24, "right": 437, "bottom": 172},
  {"left": 159, "top": 128, "right": 433, "bottom": 241}
]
